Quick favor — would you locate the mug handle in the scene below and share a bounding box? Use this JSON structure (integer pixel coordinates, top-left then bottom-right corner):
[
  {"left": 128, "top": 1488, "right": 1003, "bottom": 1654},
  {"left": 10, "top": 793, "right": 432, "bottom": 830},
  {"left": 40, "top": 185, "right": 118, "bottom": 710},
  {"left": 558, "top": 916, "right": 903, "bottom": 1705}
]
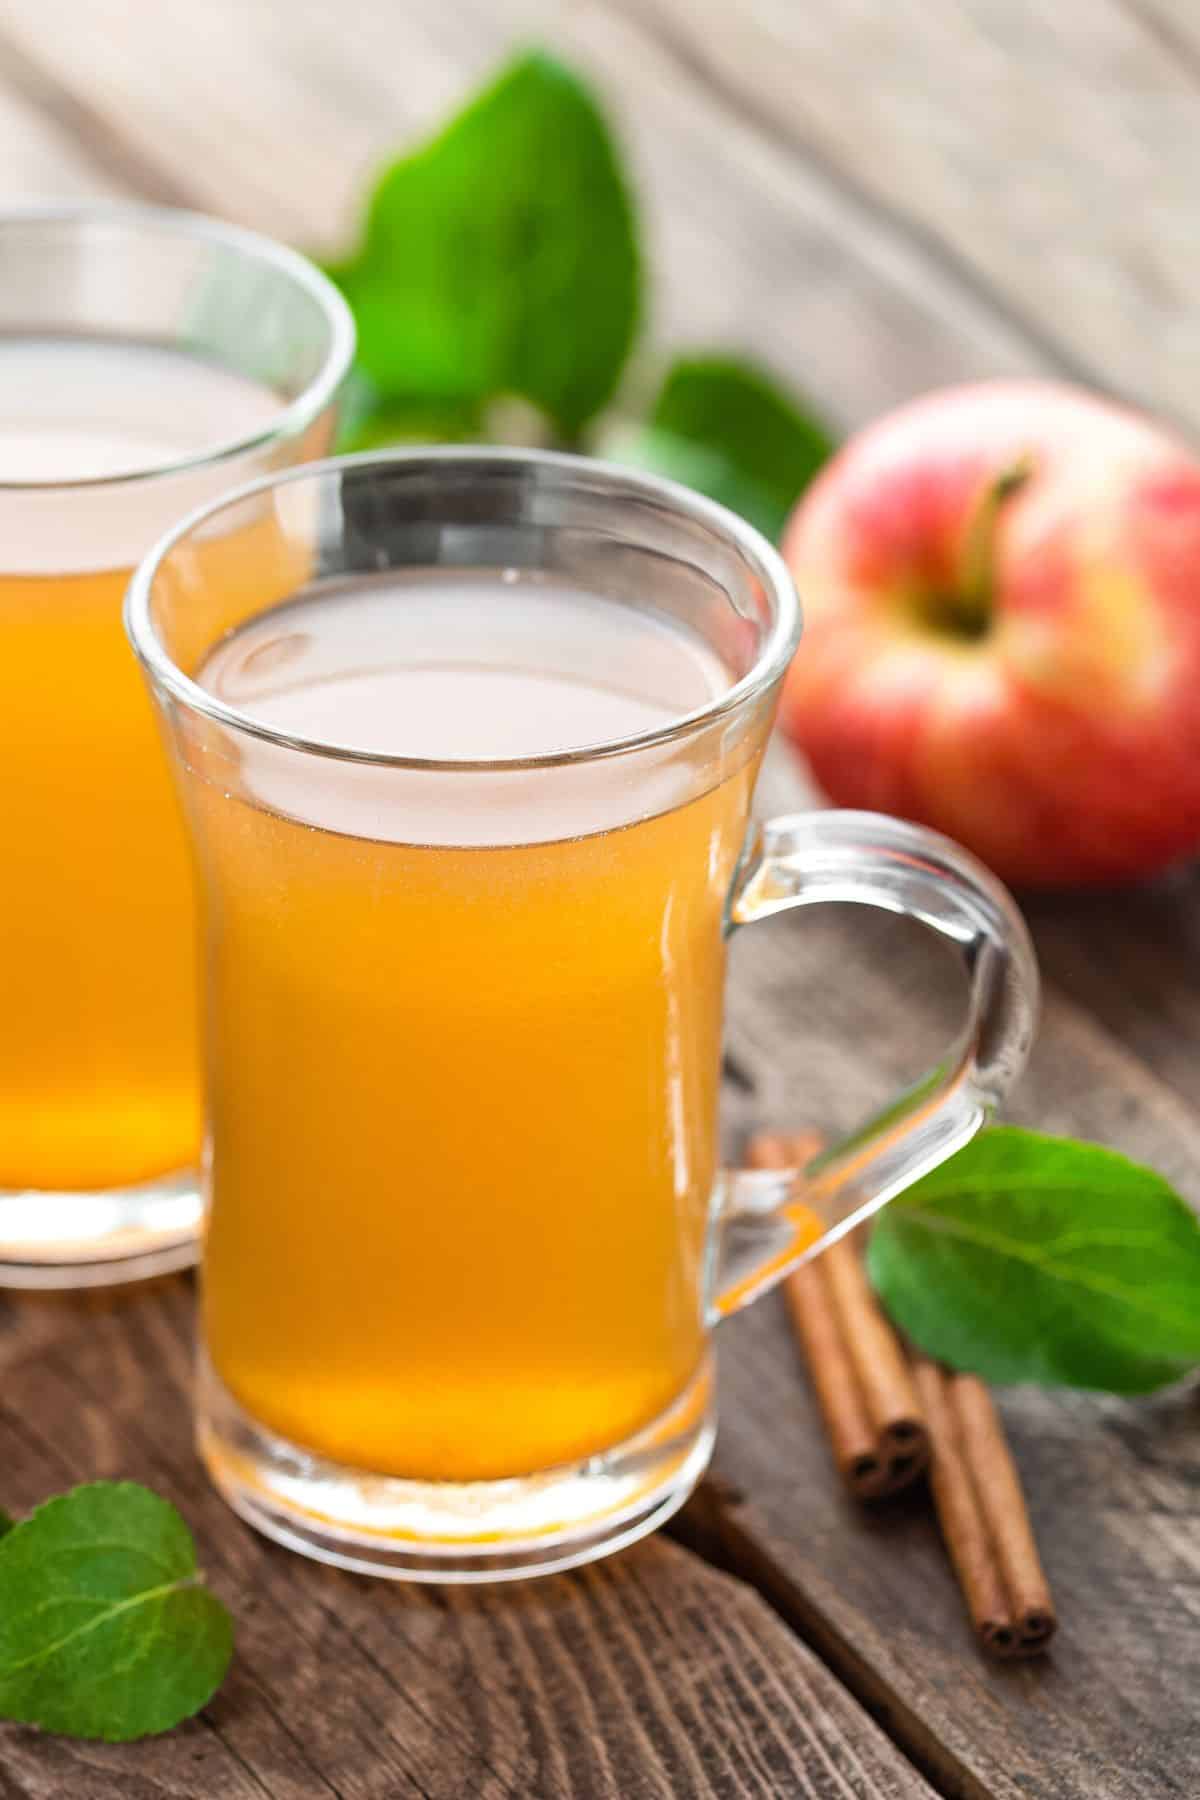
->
[{"left": 710, "top": 809, "right": 1039, "bottom": 1320}]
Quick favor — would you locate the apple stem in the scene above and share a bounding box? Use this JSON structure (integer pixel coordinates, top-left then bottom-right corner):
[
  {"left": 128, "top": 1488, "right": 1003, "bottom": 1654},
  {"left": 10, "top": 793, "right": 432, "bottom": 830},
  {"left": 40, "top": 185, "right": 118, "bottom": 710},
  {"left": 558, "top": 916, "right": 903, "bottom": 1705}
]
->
[{"left": 958, "top": 454, "right": 1035, "bottom": 635}]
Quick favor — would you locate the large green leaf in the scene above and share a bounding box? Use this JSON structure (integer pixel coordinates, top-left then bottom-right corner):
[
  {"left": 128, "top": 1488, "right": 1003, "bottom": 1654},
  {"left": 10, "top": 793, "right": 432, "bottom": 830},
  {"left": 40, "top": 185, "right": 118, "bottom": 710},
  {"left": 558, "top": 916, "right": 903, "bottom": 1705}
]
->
[
  {"left": 331, "top": 52, "right": 640, "bottom": 437},
  {"left": 869, "top": 1128, "right": 1200, "bottom": 1392}
]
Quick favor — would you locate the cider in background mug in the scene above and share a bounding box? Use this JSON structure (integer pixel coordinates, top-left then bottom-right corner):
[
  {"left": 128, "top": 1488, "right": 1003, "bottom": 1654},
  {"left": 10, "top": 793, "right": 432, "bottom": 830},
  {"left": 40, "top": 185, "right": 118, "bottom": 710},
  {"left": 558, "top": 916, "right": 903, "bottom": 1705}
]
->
[
  {"left": 0, "top": 206, "right": 353, "bottom": 1289},
  {"left": 127, "top": 449, "right": 1038, "bottom": 1581}
]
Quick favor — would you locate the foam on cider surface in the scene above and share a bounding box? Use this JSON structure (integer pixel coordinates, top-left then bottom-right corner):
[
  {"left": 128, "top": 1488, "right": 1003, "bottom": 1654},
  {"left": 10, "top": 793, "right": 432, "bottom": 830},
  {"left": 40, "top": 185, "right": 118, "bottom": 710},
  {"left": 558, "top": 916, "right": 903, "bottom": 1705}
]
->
[
  {"left": 0, "top": 335, "right": 282, "bottom": 571},
  {"left": 197, "top": 570, "right": 735, "bottom": 846}
]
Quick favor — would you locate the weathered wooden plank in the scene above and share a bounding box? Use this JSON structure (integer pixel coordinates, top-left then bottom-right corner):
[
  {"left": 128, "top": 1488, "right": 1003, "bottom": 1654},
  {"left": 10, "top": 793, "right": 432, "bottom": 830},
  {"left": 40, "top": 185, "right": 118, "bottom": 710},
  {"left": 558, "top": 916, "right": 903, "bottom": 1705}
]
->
[
  {"left": 0, "top": 1279, "right": 938, "bottom": 1800},
  {"left": 754, "top": 743, "right": 1200, "bottom": 1119},
  {"left": 0, "top": 1291, "right": 115, "bottom": 1386},
  {"left": 696, "top": 1307, "right": 1200, "bottom": 1800},
  {"left": 1124, "top": 0, "right": 1200, "bottom": 71},
  {"left": 708, "top": 752, "right": 1200, "bottom": 1800},
  {"left": 0, "top": 0, "right": 1058, "bottom": 429},
  {"left": 1022, "top": 871, "right": 1200, "bottom": 1109},
  {"left": 0, "top": 67, "right": 124, "bottom": 205},
  {"left": 615, "top": 0, "right": 1200, "bottom": 435}
]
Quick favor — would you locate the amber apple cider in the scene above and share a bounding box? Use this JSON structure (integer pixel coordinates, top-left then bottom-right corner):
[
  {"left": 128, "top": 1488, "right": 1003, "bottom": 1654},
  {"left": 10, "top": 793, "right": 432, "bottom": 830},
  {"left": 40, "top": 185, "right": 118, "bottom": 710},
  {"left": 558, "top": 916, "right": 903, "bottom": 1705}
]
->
[
  {"left": 196, "top": 573, "right": 765, "bottom": 1482},
  {"left": 0, "top": 337, "right": 280, "bottom": 1193}
]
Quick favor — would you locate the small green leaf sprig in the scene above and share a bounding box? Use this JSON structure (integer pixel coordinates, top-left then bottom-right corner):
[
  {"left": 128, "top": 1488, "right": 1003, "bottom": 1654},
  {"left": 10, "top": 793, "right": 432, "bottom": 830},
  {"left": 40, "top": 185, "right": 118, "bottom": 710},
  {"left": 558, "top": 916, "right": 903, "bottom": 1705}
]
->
[
  {"left": 870, "top": 1128, "right": 1200, "bottom": 1393},
  {"left": 0, "top": 1483, "right": 232, "bottom": 1742},
  {"left": 326, "top": 50, "right": 834, "bottom": 533}
]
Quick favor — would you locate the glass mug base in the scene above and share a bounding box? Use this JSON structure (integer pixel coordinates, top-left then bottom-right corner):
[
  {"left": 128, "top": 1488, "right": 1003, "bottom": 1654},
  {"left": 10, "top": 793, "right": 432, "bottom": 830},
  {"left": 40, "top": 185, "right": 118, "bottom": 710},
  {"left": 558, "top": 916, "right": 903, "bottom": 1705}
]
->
[
  {"left": 197, "top": 1351, "right": 716, "bottom": 1583},
  {"left": 0, "top": 1170, "right": 201, "bottom": 1289}
]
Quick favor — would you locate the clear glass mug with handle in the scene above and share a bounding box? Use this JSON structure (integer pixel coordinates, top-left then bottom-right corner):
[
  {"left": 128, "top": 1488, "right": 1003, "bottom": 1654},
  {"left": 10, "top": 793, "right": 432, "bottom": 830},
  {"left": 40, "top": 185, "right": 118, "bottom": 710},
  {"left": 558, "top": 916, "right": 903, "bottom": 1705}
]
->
[
  {"left": 0, "top": 205, "right": 353, "bottom": 1289},
  {"left": 126, "top": 448, "right": 1038, "bottom": 1582}
]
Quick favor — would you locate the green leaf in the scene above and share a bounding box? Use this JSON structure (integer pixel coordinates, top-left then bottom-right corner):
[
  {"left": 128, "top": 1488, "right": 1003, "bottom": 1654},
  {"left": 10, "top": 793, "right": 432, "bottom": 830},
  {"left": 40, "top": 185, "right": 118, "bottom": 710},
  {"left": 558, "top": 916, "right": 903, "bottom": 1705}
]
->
[
  {"left": 869, "top": 1128, "right": 1200, "bottom": 1393},
  {"left": 0, "top": 1509, "right": 13, "bottom": 1541},
  {"left": 330, "top": 51, "right": 640, "bottom": 437},
  {"left": 0, "top": 1482, "right": 234, "bottom": 1741},
  {"left": 610, "top": 356, "right": 834, "bottom": 538},
  {"left": 334, "top": 368, "right": 484, "bottom": 452}
]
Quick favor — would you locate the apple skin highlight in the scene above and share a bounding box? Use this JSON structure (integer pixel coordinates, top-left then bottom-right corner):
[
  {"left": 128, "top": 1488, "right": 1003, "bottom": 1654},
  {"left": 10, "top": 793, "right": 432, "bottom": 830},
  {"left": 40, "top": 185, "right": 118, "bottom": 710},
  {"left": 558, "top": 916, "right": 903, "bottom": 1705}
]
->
[{"left": 780, "top": 380, "right": 1200, "bottom": 888}]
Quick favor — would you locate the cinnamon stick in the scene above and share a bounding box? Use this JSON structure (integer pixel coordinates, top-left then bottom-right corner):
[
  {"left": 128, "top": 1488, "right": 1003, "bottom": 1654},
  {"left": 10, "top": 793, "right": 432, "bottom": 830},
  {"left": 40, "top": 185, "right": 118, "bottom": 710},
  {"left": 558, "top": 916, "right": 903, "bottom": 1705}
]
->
[
  {"left": 947, "top": 1371, "right": 1057, "bottom": 1652},
  {"left": 747, "top": 1131, "right": 929, "bottom": 1499},
  {"left": 822, "top": 1238, "right": 927, "bottom": 1477},
  {"left": 913, "top": 1355, "right": 1057, "bottom": 1657},
  {"left": 748, "top": 1126, "right": 1056, "bottom": 1657}
]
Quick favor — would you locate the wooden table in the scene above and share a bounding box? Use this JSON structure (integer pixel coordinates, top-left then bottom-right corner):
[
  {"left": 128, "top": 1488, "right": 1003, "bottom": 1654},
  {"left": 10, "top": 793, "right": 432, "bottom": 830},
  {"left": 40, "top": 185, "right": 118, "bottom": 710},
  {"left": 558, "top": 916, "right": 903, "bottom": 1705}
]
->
[{"left": 2, "top": 4, "right": 1199, "bottom": 1795}]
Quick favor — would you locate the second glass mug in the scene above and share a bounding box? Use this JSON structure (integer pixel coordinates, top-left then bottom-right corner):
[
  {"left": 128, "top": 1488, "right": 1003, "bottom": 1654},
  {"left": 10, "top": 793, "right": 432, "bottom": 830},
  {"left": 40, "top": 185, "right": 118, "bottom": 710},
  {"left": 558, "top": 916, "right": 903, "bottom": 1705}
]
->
[
  {"left": 127, "top": 449, "right": 1038, "bottom": 1582},
  {"left": 0, "top": 205, "right": 353, "bottom": 1288}
]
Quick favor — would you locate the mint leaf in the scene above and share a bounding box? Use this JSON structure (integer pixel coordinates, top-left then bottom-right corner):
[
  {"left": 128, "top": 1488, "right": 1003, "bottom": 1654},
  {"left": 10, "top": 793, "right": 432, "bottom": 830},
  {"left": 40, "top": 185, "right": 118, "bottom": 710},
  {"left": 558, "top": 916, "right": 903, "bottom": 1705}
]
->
[
  {"left": 610, "top": 356, "right": 834, "bottom": 537},
  {"left": 330, "top": 52, "right": 640, "bottom": 437},
  {"left": 869, "top": 1128, "right": 1200, "bottom": 1393},
  {"left": 0, "top": 1482, "right": 233, "bottom": 1741},
  {"left": 334, "top": 368, "right": 484, "bottom": 452}
]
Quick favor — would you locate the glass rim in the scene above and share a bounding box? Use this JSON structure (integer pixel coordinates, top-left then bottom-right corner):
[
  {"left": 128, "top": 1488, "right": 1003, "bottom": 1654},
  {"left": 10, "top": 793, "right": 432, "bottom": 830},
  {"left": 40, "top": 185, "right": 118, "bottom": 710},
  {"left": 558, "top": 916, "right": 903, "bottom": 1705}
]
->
[
  {"left": 125, "top": 446, "right": 802, "bottom": 775},
  {"left": 0, "top": 202, "right": 356, "bottom": 493}
]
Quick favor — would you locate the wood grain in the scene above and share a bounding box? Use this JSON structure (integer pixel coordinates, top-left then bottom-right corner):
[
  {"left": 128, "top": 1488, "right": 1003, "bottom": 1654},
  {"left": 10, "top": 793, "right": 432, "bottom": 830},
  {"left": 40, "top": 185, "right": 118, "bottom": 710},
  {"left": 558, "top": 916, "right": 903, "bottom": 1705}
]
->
[
  {"left": 1023, "top": 870, "right": 1200, "bottom": 1109},
  {"left": 711, "top": 754, "right": 1200, "bottom": 1799},
  {"left": 0, "top": 0, "right": 1058, "bottom": 432},
  {"left": 1124, "top": 0, "right": 1200, "bottom": 75},
  {"left": 697, "top": 1309, "right": 1200, "bottom": 1800},
  {"left": 616, "top": 0, "right": 1200, "bottom": 434},
  {"left": 752, "top": 747, "right": 1200, "bottom": 1135},
  {"left": 0, "top": 1282, "right": 937, "bottom": 1800},
  {"left": 0, "top": 69, "right": 123, "bottom": 205}
]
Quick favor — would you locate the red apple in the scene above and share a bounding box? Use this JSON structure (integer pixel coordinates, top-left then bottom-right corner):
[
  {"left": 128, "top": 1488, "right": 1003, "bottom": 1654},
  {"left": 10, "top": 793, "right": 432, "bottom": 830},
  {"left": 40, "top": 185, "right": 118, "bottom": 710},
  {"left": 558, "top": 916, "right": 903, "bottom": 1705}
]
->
[{"left": 778, "top": 380, "right": 1200, "bottom": 887}]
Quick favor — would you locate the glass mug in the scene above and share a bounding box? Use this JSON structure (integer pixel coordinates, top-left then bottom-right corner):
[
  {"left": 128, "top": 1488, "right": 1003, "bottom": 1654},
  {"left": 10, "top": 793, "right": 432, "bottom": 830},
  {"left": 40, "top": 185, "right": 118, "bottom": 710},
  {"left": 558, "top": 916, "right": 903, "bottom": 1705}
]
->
[
  {"left": 0, "top": 206, "right": 353, "bottom": 1289},
  {"left": 126, "top": 449, "right": 1038, "bottom": 1582}
]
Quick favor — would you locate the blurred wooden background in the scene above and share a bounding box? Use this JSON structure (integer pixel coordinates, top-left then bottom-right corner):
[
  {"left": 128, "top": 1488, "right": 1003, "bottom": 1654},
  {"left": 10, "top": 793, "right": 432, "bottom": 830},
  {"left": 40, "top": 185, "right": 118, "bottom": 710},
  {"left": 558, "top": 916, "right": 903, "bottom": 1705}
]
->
[{"left": 2, "top": 0, "right": 1198, "bottom": 434}]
